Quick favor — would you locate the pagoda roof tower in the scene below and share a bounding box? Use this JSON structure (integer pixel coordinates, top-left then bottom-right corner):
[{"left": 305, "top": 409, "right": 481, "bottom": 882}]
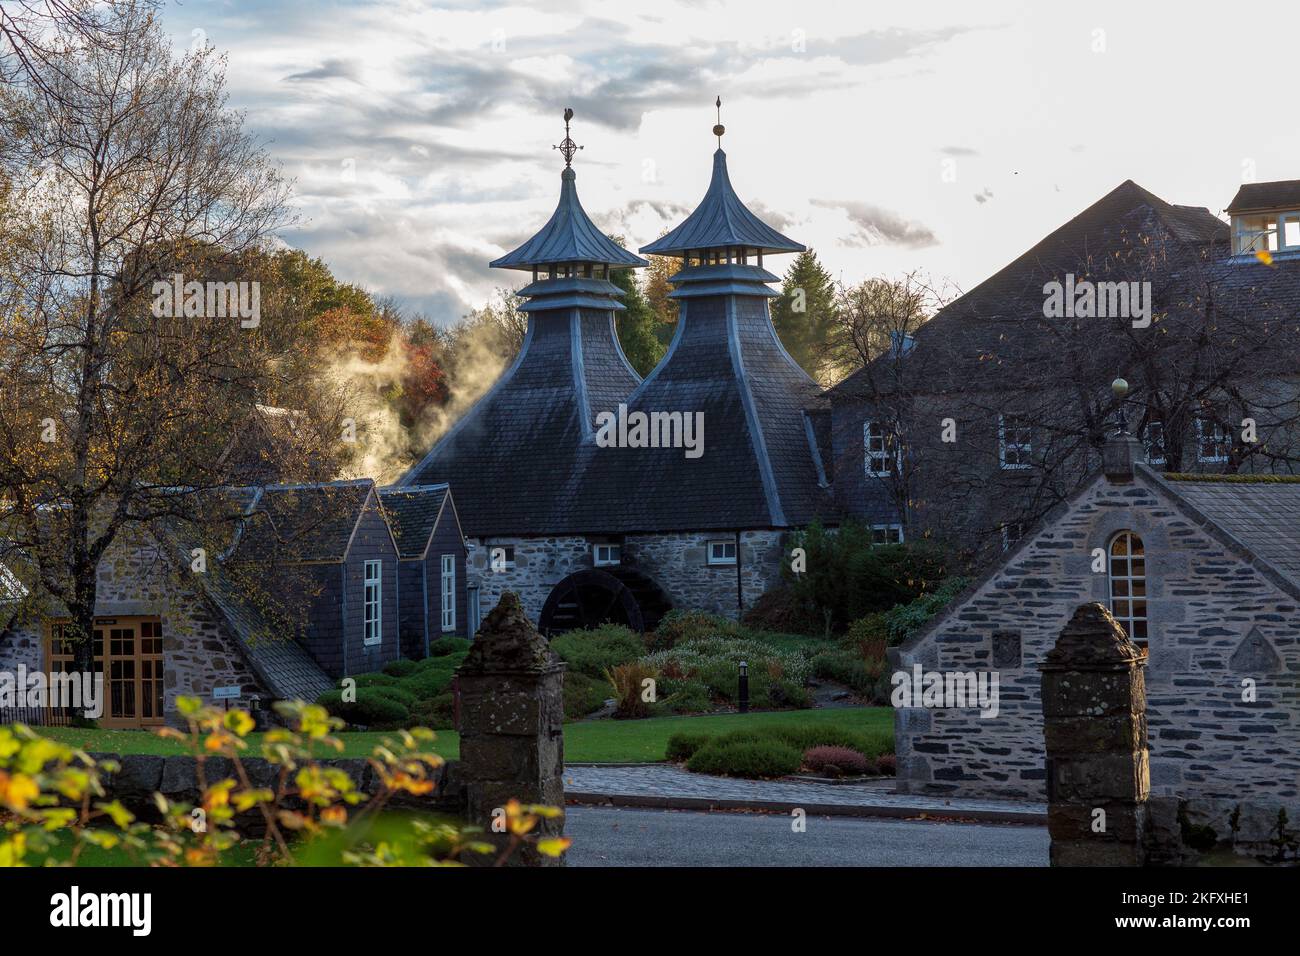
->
[
  {"left": 571, "top": 100, "right": 835, "bottom": 532},
  {"left": 401, "top": 110, "right": 645, "bottom": 536}
]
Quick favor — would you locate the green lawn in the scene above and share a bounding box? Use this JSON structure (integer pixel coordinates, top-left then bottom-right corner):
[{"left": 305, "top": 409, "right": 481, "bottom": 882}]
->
[{"left": 22, "top": 706, "right": 892, "bottom": 764}]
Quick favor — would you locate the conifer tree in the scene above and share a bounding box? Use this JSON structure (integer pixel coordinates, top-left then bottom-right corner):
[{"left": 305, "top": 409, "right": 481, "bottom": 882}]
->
[{"left": 771, "top": 249, "right": 836, "bottom": 380}]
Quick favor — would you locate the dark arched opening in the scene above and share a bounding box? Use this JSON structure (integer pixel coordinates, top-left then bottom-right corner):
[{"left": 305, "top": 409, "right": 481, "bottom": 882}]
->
[{"left": 537, "top": 567, "right": 671, "bottom": 638}]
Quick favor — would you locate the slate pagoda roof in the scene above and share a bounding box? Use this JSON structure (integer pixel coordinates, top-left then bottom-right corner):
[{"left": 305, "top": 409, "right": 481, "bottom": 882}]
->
[
  {"left": 491, "top": 167, "right": 646, "bottom": 273},
  {"left": 640, "top": 149, "right": 804, "bottom": 257}
]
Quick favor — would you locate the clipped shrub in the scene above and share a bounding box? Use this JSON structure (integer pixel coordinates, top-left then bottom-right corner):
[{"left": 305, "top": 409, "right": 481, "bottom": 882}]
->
[
  {"left": 665, "top": 731, "right": 714, "bottom": 762},
  {"left": 697, "top": 724, "right": 893, "bottom": 762},
  {"left": 875, "top": 754, "right": 897, "bottom": 776},
  {"left": 552, "top": 625, "right": 645, "bottom": 678},
  {"left": 401, "top": 665, "right": 459, "bottom": 698},
  {"left": 563, "top": 671, "right": 609, "bottom": 721},
  {"left": 428, "top": 636, "right": 472, "bottom": 657},
  {"left": 369, "top": 684, "right": 419, "bottom": 709},
  {"left": 411, "top": 691, "right": 456, "bottom": 729},
  {"left": 382, "top": 658, "right": 419, "bottom": 678},
  {"left": 649, "top": 610, "right": 741, "bottom": 650},
  {"left": 803, "top": 745, "right": 872, "bottom": 776},
  {"left": 686, "top": 738, "right": 802, "bottom": 778},
  {"left": 352, "top": 672, "right": 399, "bottom": 688},
  {"left": 604, "top": 661, "right": 658, "bottom": 719},
  {"left": 315, "top": 687, "right": 410, "bottom": 729}
]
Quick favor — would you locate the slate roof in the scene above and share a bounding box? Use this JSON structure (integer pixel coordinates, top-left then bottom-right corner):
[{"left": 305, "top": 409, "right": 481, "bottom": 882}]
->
[
  {"left": 377, "top": 484, "right": 453, "bottom": 559},
  {"left": 492, "top": 168, "right": 646, "bottom": 271},
  {"left": 640, "top": 149, "right": 804, "bottom": 257},
  {"left": 193, "top": 561, "right": 334, "bottom": 702},
  {"left": 570, "top": 284, "right": 835, "bottom": 531},
  {"left": 233, "top": 479, "right": 377, "bottom": 563},
  {"left": 829, "top": 180, "right": 1231, "bottom": 398},
  {"left": 1154, "top": 475, "right": 1300, "bottom": 587},
  {"left": 155, "top": 516, "right": 335, "bottom": 702},
  {"left": 1226, "top": 180, "right": 1300, "bottom": 214},
  {"left": 401, "top": 310, "right": 642, "bottom": 536}
]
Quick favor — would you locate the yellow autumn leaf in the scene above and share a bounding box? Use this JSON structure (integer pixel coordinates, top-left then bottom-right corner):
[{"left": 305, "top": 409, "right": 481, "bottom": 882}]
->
[
  {"left": 535, "top": 837, "right": 572, "bottom": 858},
  {"left": 0, "top": 771, "right": 40, "bottom": 810},
  {"left": 223, "top": 710, "right": 255, "bottom": 737}
]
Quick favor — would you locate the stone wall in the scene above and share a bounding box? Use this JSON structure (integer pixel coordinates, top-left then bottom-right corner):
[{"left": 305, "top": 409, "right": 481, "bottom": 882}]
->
[
  {"left": 0, "top": 526, "right": 265, "bottom": 726},
  {"left": 465, "top": 529, "right": 787, "bottom": 627},
  {"left": 624, "top": 530, "right": 785, "bottom": 617},
  {"left": 893, "top": 469, "right": 1300, "bottom": 804}
]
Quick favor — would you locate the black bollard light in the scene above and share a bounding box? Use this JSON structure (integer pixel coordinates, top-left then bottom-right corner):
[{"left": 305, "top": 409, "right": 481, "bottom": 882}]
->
[{"left": 738, "top": 660, "right": 749, "bottom": 714}]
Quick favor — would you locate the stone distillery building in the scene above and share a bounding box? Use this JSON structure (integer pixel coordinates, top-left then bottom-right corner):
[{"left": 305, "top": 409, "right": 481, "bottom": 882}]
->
[{"left": 891, "top": 432, "right": 1300, "bottom": 807}]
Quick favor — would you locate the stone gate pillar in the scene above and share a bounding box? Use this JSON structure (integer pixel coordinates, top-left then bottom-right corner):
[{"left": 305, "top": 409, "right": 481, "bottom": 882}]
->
[
  {"left": 455, "top": 591, "right": 566, "bottom": 866},
  {"left": 1039, "top": 602, "right": 1149, "bottom": 866}
]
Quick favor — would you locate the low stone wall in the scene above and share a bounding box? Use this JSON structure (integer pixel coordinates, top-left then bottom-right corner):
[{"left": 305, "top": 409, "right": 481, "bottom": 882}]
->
[
  {"left": 89, "top": 753, "right": 465, "bottom": 826},
  {"left": 1146, "top": 796, "right": 1300, "bottom": 865}
]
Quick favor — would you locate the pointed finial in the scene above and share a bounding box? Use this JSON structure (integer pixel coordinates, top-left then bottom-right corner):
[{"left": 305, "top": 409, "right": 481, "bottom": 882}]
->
[
  {"left": 713, "top": 95, "right": 725, "bottom": 147},
  {"left": 554, "top": 106, "right": 582, "bottom": 168}
]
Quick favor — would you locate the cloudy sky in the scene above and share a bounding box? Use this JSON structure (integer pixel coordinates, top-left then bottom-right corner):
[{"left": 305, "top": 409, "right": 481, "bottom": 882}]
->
[{"left": 163, "top": 0, "right": 1300, "bottom": 324}]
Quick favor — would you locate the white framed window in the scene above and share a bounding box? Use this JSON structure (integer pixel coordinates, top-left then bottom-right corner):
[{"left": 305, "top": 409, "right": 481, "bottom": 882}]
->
[
  {"left": 488, "top": 544, "right": 516, "bottom": 571},
  {"left": 1233, "top": 212, "right": 1300, "bottom": 256},
  {"left": 864, "top": 420, "right": 900, "bottom": 477},
  {"left": 363, "top": 559, "right": 383, "bottom": 645},
  {"left": 593, "top": 543, "right": 621, "bottom": 567},
  {"left": 871, "top": 524, "right": 904, "bottom": 546},
  {"left": 707, "top": 540, "right": 737, "bottom": 566},
  {"left": 1108, "top": 531, "right": 1148, "bottom": 646},
  {"left": 998, "top": 415, "right": 1032, "bottom": 470},
  {"left": 1141, "top": 420, "right": 1166, "bottom": 466},
  {"left": 440, "top": 554, "right": 456, "bottom": 632},
  {"left": 1196, "top": 417, "right": 1230, "bottom": 463}
]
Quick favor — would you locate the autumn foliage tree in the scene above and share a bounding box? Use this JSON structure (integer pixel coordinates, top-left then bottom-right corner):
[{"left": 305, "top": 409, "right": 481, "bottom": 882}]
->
[{"left": 0, "top": 1, "right": 340, "bottom": 667}]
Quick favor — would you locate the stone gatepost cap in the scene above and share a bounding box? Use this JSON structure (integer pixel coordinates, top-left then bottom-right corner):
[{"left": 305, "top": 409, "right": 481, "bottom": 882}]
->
[
  {"left": 459, "top": 591, "right": 563, "bottom": 673},
  {"left": 1040, "top": 602, "right": 1147, "bottom": 672}
]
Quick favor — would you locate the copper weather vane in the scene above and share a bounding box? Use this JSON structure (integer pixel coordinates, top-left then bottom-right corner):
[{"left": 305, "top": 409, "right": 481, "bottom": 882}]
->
[{"left": 554, "top": 107, "right": 582, "bottom": 167}]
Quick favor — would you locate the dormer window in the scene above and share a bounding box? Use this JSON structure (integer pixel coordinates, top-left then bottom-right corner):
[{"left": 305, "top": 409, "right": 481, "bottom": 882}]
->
[
  {"left": 1228, "top": 181, "right": 1300, "bottom": 258},
  {"left": 1233, "top": 212, "right": 1300, "bottom": 256}
]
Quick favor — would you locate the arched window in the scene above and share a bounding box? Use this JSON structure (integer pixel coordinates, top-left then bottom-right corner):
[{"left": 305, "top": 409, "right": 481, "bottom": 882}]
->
[{"left": 1108, "top": 531, "right": 1148, "bottom": 646}]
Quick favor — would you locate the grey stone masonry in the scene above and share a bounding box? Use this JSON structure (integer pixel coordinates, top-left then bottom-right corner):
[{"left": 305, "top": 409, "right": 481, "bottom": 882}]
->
[
  {"left": 1041, "top": 602, "right": 1149, "bottom": 866},
  {"left": 464, "top": 529, "right": 787, "bottom": 627},
  {"left": 455, "top": 591, "right": 566, "bottom": 866},
  {"left": 0, "top": 525, "right": 265, "bottom": 725},
  {"left": 893, "top": 467, "right": 1300, "bottom": 804}
]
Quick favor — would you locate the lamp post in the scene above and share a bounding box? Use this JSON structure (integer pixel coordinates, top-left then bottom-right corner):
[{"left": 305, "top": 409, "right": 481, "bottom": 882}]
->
[
  {"left": 1111, "top": 377, "right": 1130, "bottom": 435},
  {"left": 738, "top": 660, "right": 749, "bottom": 714}
]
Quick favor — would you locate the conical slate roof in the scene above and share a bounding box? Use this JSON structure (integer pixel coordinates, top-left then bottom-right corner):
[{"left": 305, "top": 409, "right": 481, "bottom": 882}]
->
[
  {"left": 399, "top": 311, "right": 641, "bottom": 535},
  {"left": 492, "top": 168, "right": 647, "bottom": 271},
  {"left": 640, "top": 149, "right": 804, "bottom": 257},
  {"left": 402, "top": 148, "right": 643, "bottom": 534},
  {"left": 572, "top": 145, "right": 832, "bottom": 531}
]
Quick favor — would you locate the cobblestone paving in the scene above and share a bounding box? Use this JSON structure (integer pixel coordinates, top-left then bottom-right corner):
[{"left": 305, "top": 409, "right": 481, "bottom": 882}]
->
[{"left": 564, "top": 764, "right": 1046, "bottom": 817}]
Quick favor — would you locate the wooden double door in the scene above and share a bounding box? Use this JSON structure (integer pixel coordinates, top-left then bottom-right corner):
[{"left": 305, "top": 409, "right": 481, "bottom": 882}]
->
[{"left": 47, "top": 617, "right": 166, "bottom": 728}]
